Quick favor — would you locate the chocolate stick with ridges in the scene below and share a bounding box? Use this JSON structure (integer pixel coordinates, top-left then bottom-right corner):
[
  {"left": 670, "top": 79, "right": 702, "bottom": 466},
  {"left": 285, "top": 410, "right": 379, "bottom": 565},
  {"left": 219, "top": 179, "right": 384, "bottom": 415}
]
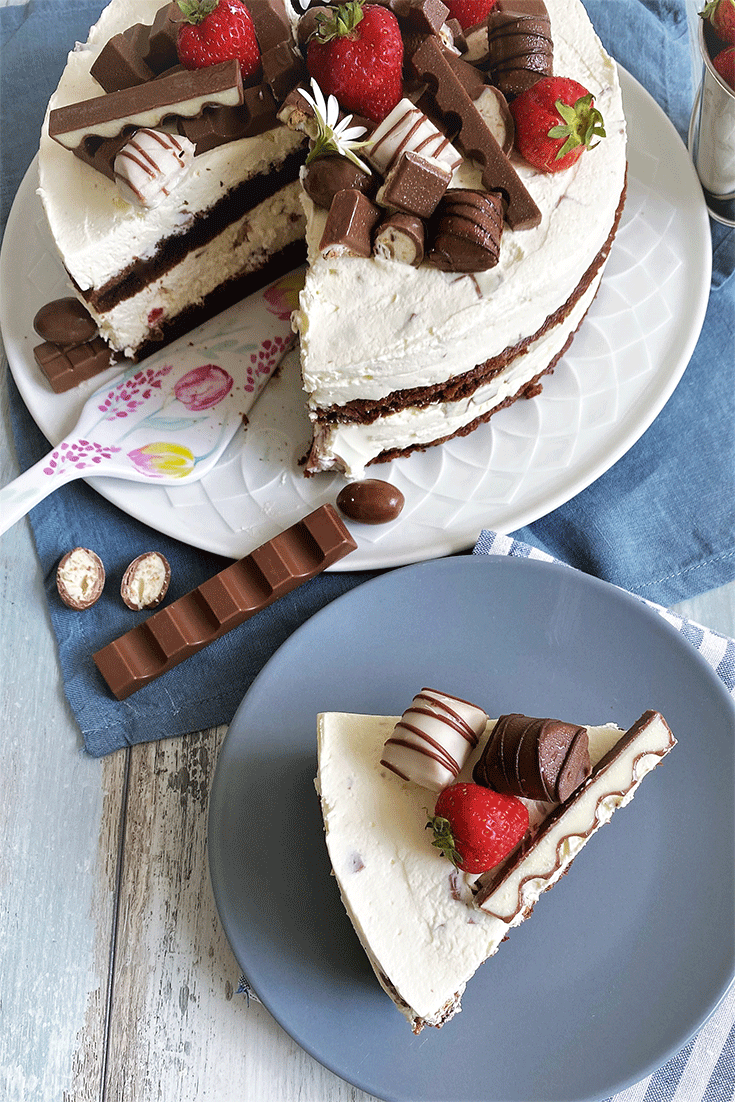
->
[{"left": 93, "top": 505, "right": 357, "bottom": 699}]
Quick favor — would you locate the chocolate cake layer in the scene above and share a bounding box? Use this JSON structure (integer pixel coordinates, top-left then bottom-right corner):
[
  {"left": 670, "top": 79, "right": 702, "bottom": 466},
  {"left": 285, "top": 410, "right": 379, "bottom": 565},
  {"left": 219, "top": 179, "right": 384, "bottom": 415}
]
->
[{"left": 130, "top": 238, "right": 306, "bottom": 362}]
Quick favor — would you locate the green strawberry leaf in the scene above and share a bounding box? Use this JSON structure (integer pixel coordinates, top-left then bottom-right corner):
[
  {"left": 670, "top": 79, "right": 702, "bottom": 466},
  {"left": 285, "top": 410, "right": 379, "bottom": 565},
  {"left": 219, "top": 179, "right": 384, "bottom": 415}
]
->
[
  {"left": 426, "top": 814, "right": 464, "bottom": 869},
  {"left": 548, "top": 93, "right": 606, "bottom": 161},
  {"left": 311, "top": 1, "right": 365, "bottom": 44}
]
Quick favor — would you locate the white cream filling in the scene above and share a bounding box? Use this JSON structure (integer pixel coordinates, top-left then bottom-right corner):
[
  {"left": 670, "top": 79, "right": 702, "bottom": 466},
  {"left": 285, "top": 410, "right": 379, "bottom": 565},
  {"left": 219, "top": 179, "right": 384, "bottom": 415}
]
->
[
  {"left": 92, "top": 181, "right": 305, "bottom": 357},
  {"left": 316, "top": 711, "right": 673, "bottom": 1028},
  {"left": 308, "top": 268, "right": 602, "bottom": 478}
]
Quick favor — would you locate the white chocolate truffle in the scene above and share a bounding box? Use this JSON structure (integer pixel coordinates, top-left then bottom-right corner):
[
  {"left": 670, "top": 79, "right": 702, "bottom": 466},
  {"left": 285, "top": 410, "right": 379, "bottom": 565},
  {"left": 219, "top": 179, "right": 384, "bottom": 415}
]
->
[
  {"left": 114, "top": 128, "right": 195, "bottom": 210},
  {"left": 380, "top": 687, "right": 488, "bottom": 792}
]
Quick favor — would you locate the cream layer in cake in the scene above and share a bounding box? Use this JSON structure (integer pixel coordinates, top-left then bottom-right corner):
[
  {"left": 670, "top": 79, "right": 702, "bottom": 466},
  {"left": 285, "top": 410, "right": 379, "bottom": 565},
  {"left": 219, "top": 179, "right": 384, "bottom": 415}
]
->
[
  {"left": 37, "top": 0, "right": 306, "bottom": 360},
  {"left": 315, "top": 710, "right": 674, "bottom": 1032},
  {"left": 295, "top": 0, "right": 627, "bottom": 476}
]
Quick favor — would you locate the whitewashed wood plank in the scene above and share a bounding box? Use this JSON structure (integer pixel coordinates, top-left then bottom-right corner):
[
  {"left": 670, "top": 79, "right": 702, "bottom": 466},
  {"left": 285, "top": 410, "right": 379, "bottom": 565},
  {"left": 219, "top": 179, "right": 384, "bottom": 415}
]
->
[
  {"left": 105, "top": 727, "right": 375, "bottom": 1102},
  {"left": 0, "top": 364, "right": 126, "bottom": 1102}
]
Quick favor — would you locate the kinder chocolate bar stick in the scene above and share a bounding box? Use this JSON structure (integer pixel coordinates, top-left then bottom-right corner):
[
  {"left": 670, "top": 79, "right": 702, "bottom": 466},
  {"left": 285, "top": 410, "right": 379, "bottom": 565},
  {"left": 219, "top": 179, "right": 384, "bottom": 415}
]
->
[
  {"left": 49, "top": 60, "right": 244, "bottom": 150},
  {"left": 93, "top": 505, "right": 357, "bottom": 699}
]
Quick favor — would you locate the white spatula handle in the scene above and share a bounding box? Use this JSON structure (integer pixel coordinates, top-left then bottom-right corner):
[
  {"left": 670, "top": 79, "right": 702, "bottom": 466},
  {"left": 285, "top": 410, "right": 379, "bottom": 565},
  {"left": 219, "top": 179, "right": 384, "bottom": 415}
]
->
[{"left": 0, "top": 451, "right": 83, "bottom": 536}]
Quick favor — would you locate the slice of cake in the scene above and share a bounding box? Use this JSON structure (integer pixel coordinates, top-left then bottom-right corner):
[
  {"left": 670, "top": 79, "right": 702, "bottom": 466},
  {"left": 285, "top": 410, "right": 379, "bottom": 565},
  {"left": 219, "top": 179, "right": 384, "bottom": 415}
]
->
[
  {"left": 37, "top": 0, "right": 626, "bottom": 478},
  {"left": 315, "top": 702, "right": 675, "bottom": 1032}
]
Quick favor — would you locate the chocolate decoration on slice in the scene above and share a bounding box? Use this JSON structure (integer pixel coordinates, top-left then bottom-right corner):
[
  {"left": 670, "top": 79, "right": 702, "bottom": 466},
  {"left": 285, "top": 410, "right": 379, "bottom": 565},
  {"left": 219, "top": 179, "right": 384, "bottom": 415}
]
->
[
  {"left": 376, "top": 150, "right": 452, "bottom": 219},
  {"left": 428, "top": 188, "right": 503, "bottom": 272},
  {"left": 373, "top": 212, "right": 425, "bottom": 265},
  {"left": 249, "top": 0, "right": 291, "bottom": 54},
  {"left": 473, "top": 714, "right": 591, "bottom": 803},
  {"left": 319, "top": 189, "right": 381, "bottom": 258},
  {"left": 487, "top": 0, "right": 553, "bottom": 99},
  {"left": 303, "top": 156, "right": 375, "bottom": 210},
  {"left": 336, "top": 479, "right": 405, "bottom": 524},
  {"left": 91, "top": 29, "right": 155, "bottom": 93},
  {"left": 34, "top": 298, "right": 98, "bottom": 348}
]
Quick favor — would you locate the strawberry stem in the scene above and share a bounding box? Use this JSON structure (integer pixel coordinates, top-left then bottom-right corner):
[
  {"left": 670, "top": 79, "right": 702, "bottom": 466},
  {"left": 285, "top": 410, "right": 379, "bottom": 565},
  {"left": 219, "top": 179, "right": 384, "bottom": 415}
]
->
[
  {"left": 548, "top": 93, "right": 606, "bottom": 161},
  {"left": 310, "top": 1, "right": 365, "bottom": 44},
  {"left": 176, "top": 0, "right": 219, "bottom": 26},
  {"left": 426, "top": 814, "right": 464, "bottom": 869}
]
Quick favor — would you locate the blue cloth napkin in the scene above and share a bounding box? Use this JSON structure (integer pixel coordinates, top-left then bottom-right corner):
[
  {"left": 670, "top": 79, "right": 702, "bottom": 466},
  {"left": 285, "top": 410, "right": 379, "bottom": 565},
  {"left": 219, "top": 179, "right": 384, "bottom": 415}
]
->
[{"left": 2, "top": 0, "right": 734, "bottom": 758}]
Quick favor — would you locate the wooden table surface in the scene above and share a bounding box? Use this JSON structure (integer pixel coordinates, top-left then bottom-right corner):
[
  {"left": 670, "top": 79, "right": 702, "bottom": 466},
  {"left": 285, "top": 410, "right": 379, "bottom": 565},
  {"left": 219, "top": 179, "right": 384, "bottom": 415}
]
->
[{"left": 2, "top": 358, "right": 734, "bottom": 1102}]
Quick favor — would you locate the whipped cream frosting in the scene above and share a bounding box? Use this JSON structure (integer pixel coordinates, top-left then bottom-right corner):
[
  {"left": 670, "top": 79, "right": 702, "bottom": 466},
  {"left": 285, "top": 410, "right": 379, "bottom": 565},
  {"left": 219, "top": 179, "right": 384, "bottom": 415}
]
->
[
  {"left": 316, "top": 710, "right": 673, "bottom": 1030},
  {"left": 294, "top": 0, "right": 626, "bottom": 436}
]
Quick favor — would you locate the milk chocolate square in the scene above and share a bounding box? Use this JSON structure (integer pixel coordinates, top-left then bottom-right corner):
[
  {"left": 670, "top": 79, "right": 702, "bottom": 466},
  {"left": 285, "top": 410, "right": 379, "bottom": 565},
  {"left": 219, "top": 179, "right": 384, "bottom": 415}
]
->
[{"left": 377, "top": 150, "right": 451, "bottom": 218}]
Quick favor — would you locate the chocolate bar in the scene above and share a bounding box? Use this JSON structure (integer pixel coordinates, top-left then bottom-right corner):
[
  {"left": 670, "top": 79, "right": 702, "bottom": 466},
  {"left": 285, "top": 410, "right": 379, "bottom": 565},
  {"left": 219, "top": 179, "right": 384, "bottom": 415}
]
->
[
  {"left": 487, "top": 0, "right": 553, "bottom": 98},
  {"left": 34, "top": 337, "right": 116, "bottom": 393},
  {"left": 90, "top": 28, "right": 155, "bottom": 93},
  {"left": 93, "top": 506, "right": 358, "bottom": 699},
  {"left": 319, "top": 189, "right": 381, "bottom": 258},
  {"left": 411, "top": 36, "right": 541, "bottom": 229},
  {"left": 49, "top": 60, "right": 244, "bottom": 151},
  {"left": 377, "top": 150, "right": 451, "bottom": 218},
  {"left": 428, "top": 188, "right": 504, "bottom": 272},
  {"left": 249, "top": 0, "right": 292, "bottom": 54},
  {"left": 473, "top": 713, "right": 591, "bottom": 803}
]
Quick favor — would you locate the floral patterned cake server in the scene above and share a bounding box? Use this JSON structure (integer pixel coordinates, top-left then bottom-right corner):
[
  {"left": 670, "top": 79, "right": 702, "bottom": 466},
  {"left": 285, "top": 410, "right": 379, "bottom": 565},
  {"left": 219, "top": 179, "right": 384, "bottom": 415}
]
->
[{"left": 0, "top": 272, "right": 303, "bottom": 537}]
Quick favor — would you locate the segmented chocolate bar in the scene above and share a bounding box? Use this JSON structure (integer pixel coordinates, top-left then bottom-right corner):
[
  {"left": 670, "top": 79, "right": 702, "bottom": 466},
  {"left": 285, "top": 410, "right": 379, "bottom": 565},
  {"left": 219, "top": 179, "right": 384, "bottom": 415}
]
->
[
  {"left": 93, "top": 506, "right": 357, "bottom": 699},
  {"left": 411, "top": 36, "right": 541, "bottom": 229},
  {"left": 49, "top": 60, "right": 244, "bottom": 151}
]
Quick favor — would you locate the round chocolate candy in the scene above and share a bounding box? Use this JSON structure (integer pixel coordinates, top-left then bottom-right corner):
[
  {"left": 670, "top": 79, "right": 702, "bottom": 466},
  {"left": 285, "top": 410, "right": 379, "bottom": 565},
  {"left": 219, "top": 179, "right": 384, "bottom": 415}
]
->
[
  {"left": 33, "top": 298, "right": 97, "bottom": 348},
  {"left": 336, "top": 479, "right": 405, "bottom": 524},
  {"left": 56, "top": 547, "right": 105, "bottom": 610},
  {"left": 120, "top": 551, "right": 171, "bottom": 610}
]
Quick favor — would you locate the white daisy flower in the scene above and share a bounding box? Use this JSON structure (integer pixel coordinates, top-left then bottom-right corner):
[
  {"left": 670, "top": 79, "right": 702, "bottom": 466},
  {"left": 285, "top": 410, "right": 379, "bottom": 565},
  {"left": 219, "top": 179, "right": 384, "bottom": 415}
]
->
[{"left": 299, "top": 78, "right": 371, "bottom": 173}]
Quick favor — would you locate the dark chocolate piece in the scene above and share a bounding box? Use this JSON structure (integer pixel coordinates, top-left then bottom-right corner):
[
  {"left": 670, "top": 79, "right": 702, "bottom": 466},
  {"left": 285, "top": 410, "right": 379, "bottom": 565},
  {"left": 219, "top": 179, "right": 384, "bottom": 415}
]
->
[
  {"left": 179, "top": 84, "right": 278, "bottom": 151},
  {"left": 49, "top": 60, "right": 244, "bottom": 151},
  {"left": 261, "top": 40, "right": 307, "bottom": 102},
  {"left": 473, "top": 713, "right": 591, "bottom": 803},
  {"left": 93, "top": 505, "right": 358, "bottom": 699},
  {"left": 410, "top": 35, "right": 541, "bottom": 229},
  {"left": 428, "top": 188, "right": 503, "bottom": 272},
  {"left": 144, "top": 4, "right": 181, "bottom": 74},
  {"left": 249, "top": 0, "right": 291, "bottom": 53},
  {"left": 303, "top": 155, "right": 375, "bottom": 209},
  {"left": 377, "top": 149, "right": 451, "bottom": 218},
  {"left": 336, "top": 480, "right": 405, "bottom": 524},
  {"left": 33, "top": 298, "right": 97, "bottom": 348},
  {"left": 320, "top": 189, "right": 381, "bottom": 258},
  {"left": 405, "top": 0, "right": 450, "bottom": 34},
  {"left": 34, "top": 338, "right": 116, "bottom": 394},
  {"left": 373, "top": 211, "right": 425, "bottom": 265},
  {"left": 487, "top": 0, "right": 553, "bottom": 99},
  {"left": 75, "top": 133, "right": 132, "bottom": 181},
  {"left": 57, "top": 548, "right": 105, "bottom": 610},
  {"left": 90, "top": 29, "right": 155, "bottom": 93}
]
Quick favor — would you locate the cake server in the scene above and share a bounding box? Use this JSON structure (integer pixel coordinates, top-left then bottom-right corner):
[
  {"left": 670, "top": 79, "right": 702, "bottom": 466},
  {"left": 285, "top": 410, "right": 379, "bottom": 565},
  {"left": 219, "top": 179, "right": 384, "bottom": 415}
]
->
[{"left": 0, "top": 274, "right": 302, "bottom": 537}]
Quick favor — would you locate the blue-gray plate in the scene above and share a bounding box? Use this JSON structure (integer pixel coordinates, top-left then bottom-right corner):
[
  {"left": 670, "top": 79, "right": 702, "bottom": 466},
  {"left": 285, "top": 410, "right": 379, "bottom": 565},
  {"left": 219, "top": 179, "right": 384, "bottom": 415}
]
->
[{"left": 208, "top": 556, "right": 735, "bottom": 1102}]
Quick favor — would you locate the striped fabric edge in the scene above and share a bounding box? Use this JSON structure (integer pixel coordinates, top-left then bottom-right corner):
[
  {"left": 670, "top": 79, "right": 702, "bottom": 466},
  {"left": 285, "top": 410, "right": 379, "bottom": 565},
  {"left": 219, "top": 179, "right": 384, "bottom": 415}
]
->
[
  {"left": 473, "top": 530, "right": 735, "bottom": 1102},
  {"left": 472, "top": 531, "right": 735, "bottom": 699}
]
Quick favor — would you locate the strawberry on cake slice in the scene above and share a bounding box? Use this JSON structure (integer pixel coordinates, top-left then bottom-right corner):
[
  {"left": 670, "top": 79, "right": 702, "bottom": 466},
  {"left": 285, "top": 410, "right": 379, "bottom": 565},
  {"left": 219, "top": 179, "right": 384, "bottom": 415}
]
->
[{"left": 315, "top": 691, "right": 675, "bottom": 1032}]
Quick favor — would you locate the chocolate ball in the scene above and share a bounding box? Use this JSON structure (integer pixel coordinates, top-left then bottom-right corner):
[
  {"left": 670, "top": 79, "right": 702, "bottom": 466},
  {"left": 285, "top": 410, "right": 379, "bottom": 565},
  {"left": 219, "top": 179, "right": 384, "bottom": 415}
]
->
[{"left": 33, "top": 298, "right": 98, "bottom": 348}]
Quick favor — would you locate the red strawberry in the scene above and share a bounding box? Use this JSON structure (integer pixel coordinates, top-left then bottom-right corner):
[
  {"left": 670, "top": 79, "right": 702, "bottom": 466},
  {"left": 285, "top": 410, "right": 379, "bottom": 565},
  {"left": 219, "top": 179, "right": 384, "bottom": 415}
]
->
[
  {"left": 306, "top": 2, "right": 403, "bottom": 123},
  {"left": 701, "top": 0, "right": 735, "bottom": 47},
  {"left": 176, "top": 0, "right": 261, "bottom": 81},
  {"left": 427, "top": 782, "right": 528, "bottom": 874},
  {"left": 510, "top": 76, "right": 606, "bottom": 173},
  {"left": 444, "top": 0, "right": 499, "bottom": 31},
  {"left": 713, "top": 45, "right": 735, "bottom": 88}
]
